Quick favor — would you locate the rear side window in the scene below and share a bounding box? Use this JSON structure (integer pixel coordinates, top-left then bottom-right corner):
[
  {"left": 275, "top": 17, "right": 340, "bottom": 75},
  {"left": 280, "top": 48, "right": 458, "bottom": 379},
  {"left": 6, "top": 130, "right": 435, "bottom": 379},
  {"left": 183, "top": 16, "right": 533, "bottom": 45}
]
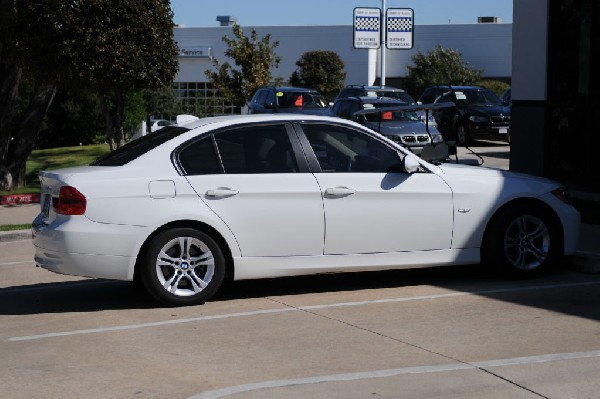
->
[
  {"left": 177, "top": 124, "right": 300, "bottom": 175},
  {"left": 178, "top": 137, "right": 221, "bottom": 175},
  {"left": 215, "top": 124, "right": 299, "bottom": 174},
  {"left": 92, "top": 127, "right": 189, "bottom": 166}
]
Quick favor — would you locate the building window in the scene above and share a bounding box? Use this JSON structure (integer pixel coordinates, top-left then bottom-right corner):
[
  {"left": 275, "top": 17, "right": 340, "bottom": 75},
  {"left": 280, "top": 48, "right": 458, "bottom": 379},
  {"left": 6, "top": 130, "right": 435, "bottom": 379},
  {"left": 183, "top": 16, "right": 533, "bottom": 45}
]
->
[{"left": 172, "top": 82, "right": 241, "bottom": 116}]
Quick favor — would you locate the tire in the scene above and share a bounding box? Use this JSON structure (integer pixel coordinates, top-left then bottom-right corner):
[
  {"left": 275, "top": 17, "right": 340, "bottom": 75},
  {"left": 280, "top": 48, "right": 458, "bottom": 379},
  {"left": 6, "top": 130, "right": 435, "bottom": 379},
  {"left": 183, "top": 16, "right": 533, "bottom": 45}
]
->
[
  {"left": 140, "top": 228, "right": 226, "bottom": 306},
  {"left": 483, "top": 204, "right": 561, "bottom": 278},
  {"left": 456, "top": 123, "right": 471, "bottom": 146}
]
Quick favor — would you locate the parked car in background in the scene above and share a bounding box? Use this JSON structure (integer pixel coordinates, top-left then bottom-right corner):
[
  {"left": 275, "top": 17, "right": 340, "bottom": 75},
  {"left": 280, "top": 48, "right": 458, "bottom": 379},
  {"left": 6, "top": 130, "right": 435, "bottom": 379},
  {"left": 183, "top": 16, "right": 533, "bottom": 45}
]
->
[
  {"left": 500, "top": 87, "right": 512, "bottom": 107},
  {"left": 248, "top": 86, "right": 334, "bottom": 116},
  {"left": 33, "top": 114, "right": 579, "bottom": 306},
  {"left": 418, "top": 85, "right": 511, "bottom": 145},
  {"left": 336, "top": 85, "right": 437, "bottom": 129},
  {"left": 335, "top": 85, "right": 416, "bottom": 104},
  {"left": 332, "top": 96, "right": 447, "bottom": 162}
]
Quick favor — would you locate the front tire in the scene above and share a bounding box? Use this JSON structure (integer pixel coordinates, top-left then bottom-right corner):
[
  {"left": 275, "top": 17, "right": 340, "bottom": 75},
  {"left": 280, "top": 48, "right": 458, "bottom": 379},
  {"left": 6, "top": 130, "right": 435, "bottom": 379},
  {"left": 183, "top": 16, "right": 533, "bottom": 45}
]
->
[
  {"left": 456, "top": 123, "right": 471, "bottom": 146},
  {"left": 141, "top": 228, "right": 225, "bottom": 306},
  {"left": 483, "top": 205, "right": 561, "bottom": 278}
]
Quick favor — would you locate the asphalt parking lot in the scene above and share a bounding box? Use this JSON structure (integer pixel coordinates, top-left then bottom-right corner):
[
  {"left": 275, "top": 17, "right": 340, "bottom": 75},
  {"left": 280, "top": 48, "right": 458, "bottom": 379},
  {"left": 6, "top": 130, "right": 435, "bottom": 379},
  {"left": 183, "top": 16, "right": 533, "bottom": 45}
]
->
[{"left": 3, "top": 141, "right": 600, "bottom": 398}]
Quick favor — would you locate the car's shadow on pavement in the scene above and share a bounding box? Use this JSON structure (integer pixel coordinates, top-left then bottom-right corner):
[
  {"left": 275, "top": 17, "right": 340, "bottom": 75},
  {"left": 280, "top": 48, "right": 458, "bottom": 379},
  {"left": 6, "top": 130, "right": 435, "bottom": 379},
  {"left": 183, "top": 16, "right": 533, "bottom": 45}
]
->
[
  {"left": 2, "top": 265, "right": 600, "bottom": 323},
  {"left": 0, "top": 265, "right": 489, "bottom": 315},
  {"left": 0, "top": 279, "right": 161, "bottom": 315}
]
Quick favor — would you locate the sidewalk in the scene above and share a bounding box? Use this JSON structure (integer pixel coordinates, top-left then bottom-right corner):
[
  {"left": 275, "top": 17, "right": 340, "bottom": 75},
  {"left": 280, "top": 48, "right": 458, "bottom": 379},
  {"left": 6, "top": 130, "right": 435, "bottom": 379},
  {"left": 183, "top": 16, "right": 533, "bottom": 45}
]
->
[{"left": 1, "top": 202, "right": 599, "bottom": 272}]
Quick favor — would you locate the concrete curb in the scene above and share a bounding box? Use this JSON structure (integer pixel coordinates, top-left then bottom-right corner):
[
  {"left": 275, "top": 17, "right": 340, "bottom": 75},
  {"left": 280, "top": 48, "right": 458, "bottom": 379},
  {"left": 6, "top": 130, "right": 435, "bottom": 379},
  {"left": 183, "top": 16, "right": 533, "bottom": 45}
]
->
[
  {"left": 565, "top": 252, "right": 600, "bottom": 274},
  {"left": 0, "top": 229, "right": 32, "bottom": 242}
]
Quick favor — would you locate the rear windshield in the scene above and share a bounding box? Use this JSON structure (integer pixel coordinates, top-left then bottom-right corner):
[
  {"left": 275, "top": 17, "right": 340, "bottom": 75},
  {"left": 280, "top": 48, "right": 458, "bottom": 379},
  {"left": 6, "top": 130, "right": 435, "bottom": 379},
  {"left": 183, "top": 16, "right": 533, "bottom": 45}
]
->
[
  {"left": 91, "top": 127, "right": 189, "bottom": 166},
  {"left": 277, "top": 91, "right": 329, "bottom": 109}
]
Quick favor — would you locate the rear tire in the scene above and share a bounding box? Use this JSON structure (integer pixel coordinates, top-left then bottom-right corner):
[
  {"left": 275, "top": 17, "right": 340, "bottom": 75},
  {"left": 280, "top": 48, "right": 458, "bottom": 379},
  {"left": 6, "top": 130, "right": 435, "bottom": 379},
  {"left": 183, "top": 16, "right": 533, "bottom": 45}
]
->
[
  {"left": 141, "top": 228, "right": 225, "bottom": 306},
  {"left": 483, "top": 204, "right": 561, "bottom": 278}
]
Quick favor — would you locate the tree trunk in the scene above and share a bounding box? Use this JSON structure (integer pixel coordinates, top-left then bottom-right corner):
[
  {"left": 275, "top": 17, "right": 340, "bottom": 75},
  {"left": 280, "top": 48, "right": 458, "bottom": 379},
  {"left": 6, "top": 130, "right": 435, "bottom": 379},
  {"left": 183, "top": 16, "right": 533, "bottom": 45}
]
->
[
  {"left": 6, "top": 83, "right": 57, "bottom": 189},
  {"left": 101, "top": 92, "right": 126, "bottom": 150}
]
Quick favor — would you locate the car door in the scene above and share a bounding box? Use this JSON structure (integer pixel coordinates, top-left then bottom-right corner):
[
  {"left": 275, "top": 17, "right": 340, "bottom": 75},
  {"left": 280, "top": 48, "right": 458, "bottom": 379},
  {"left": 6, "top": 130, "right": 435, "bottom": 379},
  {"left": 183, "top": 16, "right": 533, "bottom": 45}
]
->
[
  {"left": 178, "top": 123, "right": 324, "bottom": 257},
  {"left": 297, "top": 122, "right": 453, "bottom": 255}
]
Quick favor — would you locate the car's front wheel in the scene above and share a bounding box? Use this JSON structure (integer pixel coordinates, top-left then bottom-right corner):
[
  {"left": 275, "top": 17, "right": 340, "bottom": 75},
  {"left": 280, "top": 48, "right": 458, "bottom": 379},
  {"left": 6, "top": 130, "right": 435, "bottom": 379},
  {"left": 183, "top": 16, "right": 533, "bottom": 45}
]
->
[
  {"left": 456, "top": 123, "right": 471, "bottom": 146},
  {"left": 141, "top": 228, "right": 225, "bottom": 306},
  {"left": 483, "top": 204, "right": 561, "bottom": 278}
]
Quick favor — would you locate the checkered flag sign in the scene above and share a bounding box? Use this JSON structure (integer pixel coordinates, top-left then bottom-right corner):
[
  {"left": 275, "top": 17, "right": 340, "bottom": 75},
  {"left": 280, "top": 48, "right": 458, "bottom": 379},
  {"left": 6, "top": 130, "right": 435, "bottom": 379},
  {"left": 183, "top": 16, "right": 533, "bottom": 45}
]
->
[
  {"left": 355, "top": 16, "right": 380, "bottom": 32},
  {"left": 387, "top": 17, "right": 412, "bottom": 32}
]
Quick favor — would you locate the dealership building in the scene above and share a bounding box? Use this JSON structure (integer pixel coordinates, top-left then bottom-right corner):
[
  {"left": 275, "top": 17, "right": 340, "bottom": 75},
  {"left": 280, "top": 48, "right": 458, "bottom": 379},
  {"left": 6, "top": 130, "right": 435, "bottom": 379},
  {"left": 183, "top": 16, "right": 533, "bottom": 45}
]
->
[{"left": 173, "top": 20, "right": 512, "bottom": 113}]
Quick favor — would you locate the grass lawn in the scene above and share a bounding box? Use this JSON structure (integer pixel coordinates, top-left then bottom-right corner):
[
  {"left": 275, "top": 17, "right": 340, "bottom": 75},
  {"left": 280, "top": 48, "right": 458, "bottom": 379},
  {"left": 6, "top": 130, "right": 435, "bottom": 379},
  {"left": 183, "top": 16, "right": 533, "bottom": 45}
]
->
[
  {"left": 0, "top": 224, "right": 31, "bottom": 232},
  {"left": 0, "top": 144, "right": 110, "bottom": 196}
]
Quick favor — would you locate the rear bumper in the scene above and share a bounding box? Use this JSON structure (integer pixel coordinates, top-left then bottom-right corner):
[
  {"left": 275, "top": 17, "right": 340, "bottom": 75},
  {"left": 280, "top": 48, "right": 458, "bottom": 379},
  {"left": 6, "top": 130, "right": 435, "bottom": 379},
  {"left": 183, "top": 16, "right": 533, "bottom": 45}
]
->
[{"left": 32, "top": 214, "right": 153, "bottom": 281}]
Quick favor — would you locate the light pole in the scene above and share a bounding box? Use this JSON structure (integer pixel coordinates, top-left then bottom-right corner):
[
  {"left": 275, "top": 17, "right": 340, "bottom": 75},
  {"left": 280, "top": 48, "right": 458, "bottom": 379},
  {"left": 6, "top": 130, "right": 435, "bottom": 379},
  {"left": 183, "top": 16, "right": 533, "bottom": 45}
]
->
[{"left": 380, "top": 0, "right": 387, "bottom": 87}]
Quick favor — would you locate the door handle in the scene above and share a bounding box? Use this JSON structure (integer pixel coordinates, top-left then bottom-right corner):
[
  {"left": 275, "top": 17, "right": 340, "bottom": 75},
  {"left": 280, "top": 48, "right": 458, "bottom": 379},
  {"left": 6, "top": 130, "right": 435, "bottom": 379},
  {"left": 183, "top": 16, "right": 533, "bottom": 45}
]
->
[
  {"left": 324, "top": 187, "right": 356, "bottom": 198},
  {"left": 205, "top": 188, "right": 239, "bottom": 199}
]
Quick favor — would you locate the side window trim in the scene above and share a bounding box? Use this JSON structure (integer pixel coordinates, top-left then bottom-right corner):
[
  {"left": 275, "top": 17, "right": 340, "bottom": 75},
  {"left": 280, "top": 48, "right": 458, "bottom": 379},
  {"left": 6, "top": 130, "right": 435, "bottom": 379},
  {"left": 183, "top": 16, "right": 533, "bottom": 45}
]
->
[
  {"left": 174, "top": 122, "right": 311, "bottom": 176},
  {"left": 293, "top": 121, "right": 405, "bottom": 174}
]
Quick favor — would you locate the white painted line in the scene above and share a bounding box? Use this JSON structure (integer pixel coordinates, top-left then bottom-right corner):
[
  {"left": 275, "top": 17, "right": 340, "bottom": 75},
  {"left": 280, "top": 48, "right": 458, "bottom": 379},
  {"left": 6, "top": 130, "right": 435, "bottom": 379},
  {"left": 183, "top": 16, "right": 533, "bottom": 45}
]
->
[
  {"left": 189, "top": 350, "right": 600, "bottom": 399},
  {"left": 8, "top": 308, "right": 296, "bottom": 341},
  {"left": 0, "top": 261, "right": 34, "bottom": 266},
  {"left": 8, "top": 280, "right": 600, "bottom": 342}
]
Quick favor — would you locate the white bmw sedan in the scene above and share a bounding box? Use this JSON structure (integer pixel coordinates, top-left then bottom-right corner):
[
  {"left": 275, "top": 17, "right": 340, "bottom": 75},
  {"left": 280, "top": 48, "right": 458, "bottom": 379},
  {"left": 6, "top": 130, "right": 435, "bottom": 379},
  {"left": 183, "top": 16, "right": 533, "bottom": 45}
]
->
[{"left": 32, "top": 114, "right": 580, "bottom": 306}]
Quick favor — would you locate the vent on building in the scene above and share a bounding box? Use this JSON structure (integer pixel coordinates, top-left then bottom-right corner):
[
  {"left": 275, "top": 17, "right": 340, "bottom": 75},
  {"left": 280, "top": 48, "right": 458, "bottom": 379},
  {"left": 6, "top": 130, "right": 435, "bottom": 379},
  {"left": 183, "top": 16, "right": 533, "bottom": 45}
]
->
[
  {"left": 216, "top": 16, "right": 237, "bottom": 26},
  {"left": 477, "top": 16, "right": 503, "bottom": 23}
]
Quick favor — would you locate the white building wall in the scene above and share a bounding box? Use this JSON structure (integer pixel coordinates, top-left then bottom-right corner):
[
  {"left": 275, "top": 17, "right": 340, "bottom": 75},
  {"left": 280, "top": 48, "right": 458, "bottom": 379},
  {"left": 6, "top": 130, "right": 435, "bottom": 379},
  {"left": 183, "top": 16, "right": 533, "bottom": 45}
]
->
[{"left": 174, "top": 22, "right": 512, "bottom": 89}]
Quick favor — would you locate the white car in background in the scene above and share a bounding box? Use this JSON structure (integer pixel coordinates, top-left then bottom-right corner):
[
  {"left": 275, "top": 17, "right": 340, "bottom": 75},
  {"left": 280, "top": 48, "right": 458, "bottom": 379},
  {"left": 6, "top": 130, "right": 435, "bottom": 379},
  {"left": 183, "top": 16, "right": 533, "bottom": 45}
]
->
[{"left": 32, "top": 114, "right": 580, "bottom": 306}]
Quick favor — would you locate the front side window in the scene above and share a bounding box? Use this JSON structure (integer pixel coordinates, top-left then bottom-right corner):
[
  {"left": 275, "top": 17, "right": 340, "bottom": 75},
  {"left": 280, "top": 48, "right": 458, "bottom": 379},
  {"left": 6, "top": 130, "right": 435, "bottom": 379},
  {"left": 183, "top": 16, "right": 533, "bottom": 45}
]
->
[{"left": 301, "top": 124, "right": 401, "bottom": 173}]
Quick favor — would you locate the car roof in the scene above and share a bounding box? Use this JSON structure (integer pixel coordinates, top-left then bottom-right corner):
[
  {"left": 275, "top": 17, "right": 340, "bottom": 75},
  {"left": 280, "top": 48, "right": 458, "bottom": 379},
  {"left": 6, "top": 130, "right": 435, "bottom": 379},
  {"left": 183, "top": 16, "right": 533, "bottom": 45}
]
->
[
  {"left": 429, "top": 85, "right": 484, "bottom": 91},
  {"left": 338, "top": 96, "right": 409, "bottom": 104},
  {"left": 344, "top": 85, "right": 406, "bottom": 92},
  {"left": 178, "top": 113, "right": 345, "bottom": 131},
  {"left": 264, "top": 86, "right": 319, "bottom": 93}
]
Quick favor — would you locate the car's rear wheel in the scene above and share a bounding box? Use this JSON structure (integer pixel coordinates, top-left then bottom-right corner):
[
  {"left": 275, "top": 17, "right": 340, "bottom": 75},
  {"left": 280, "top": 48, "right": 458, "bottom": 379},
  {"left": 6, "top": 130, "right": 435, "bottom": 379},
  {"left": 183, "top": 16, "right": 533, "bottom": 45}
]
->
[
  {"left": 141, "top": 228, "right": 225, "bottom": 306},
  {"left": 456, "top": 123, "right": 471, "bottom": 146},
  {"left": 483, "top": 204, "right": 561, "bottom": 278}
]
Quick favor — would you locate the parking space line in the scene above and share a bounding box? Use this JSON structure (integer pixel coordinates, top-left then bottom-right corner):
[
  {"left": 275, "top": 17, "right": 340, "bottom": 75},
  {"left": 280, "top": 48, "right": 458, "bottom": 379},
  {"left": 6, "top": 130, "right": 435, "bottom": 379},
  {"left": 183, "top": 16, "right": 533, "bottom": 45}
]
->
[
  {"left": 0, "top": 261, "right": 34, "bottom": 266},
  {"left": 8, "top": 280, "right": 600, "bottom": 342},
  {"left": 188, "top": 350, "right": 600, "bottom": 399}
]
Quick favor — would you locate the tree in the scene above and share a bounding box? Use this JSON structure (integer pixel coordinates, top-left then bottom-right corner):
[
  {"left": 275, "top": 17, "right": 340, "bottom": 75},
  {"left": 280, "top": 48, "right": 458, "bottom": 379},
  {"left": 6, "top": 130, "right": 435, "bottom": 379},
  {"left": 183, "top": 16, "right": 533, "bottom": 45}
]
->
[
  {"left": 142, "top": 87, "right": 183, "bottom": 135},
  {"left": 404, "top": 45, "right": 483, "bottom": 98},
  {"left": 0, "top": 1, "right": 178, "bottom": 190},
  {"left": 289, "top": 50, "right": 346, "bottom": 101},
  {"left": 206, "top": 24, "right": 281, "bottom": 107}
]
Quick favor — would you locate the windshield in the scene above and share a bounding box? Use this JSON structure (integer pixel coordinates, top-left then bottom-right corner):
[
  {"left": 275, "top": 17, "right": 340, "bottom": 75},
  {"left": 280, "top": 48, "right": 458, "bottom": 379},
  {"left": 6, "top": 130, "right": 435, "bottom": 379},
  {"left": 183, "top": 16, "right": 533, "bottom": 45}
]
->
[
  {"left": 369, "top": 91, "right": 416, "bottom": 104},
  {"left": 455, "top": 89, "right": 502, "bottom": 106},
  {"left": 362, "top": 104, "right": 421, "bottom": 122},
  {"left": 277, "top": 91, "right": 329, "bottom": 109}
]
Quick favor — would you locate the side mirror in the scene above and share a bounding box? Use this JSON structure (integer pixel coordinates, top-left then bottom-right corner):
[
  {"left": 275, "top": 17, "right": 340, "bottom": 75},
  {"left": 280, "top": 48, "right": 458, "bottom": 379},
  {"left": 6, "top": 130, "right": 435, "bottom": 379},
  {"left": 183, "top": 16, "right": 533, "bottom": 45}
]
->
[{"left": 402, "top": 155, "right": 421, "bottom": 174}]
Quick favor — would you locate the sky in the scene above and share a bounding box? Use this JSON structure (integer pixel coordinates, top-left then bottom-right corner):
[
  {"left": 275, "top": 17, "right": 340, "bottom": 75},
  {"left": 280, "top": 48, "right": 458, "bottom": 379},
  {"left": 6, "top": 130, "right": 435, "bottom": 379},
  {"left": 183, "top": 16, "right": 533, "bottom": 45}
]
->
[{"left": 170, "top": 0, "right": 513, "bottom": 28}]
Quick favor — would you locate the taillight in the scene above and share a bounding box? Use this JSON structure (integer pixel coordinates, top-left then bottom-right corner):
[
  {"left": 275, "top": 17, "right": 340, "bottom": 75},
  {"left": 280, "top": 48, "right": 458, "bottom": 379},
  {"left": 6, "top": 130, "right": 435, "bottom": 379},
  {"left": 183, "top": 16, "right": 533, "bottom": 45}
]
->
[{"left": 53, "top": 186, "right": 86, "bottom": 215}]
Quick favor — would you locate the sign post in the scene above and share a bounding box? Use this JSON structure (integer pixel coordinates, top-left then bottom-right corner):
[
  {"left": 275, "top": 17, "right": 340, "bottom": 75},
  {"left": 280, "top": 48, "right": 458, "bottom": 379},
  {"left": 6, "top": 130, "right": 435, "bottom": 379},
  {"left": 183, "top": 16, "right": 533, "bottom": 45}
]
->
[
  {"left": 354, "top": 3, "right": 414, "bottom": 87},
  {"left": 353, "top": 8, "right": 381, "bottom": 49},
  {"left": 386, "top": 8, "right": 414, "bottom": 49}
]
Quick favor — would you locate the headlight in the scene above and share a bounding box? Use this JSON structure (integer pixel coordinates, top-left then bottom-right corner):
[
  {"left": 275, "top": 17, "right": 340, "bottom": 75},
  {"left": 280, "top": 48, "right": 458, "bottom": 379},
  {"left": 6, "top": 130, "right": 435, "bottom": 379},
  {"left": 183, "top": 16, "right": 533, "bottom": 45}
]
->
[
  {"left": 431, "top": 133, "right": 444, "bottom": 143},
  {"left": 469, "top": 116, "right": 489, "bottom": 123}
]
